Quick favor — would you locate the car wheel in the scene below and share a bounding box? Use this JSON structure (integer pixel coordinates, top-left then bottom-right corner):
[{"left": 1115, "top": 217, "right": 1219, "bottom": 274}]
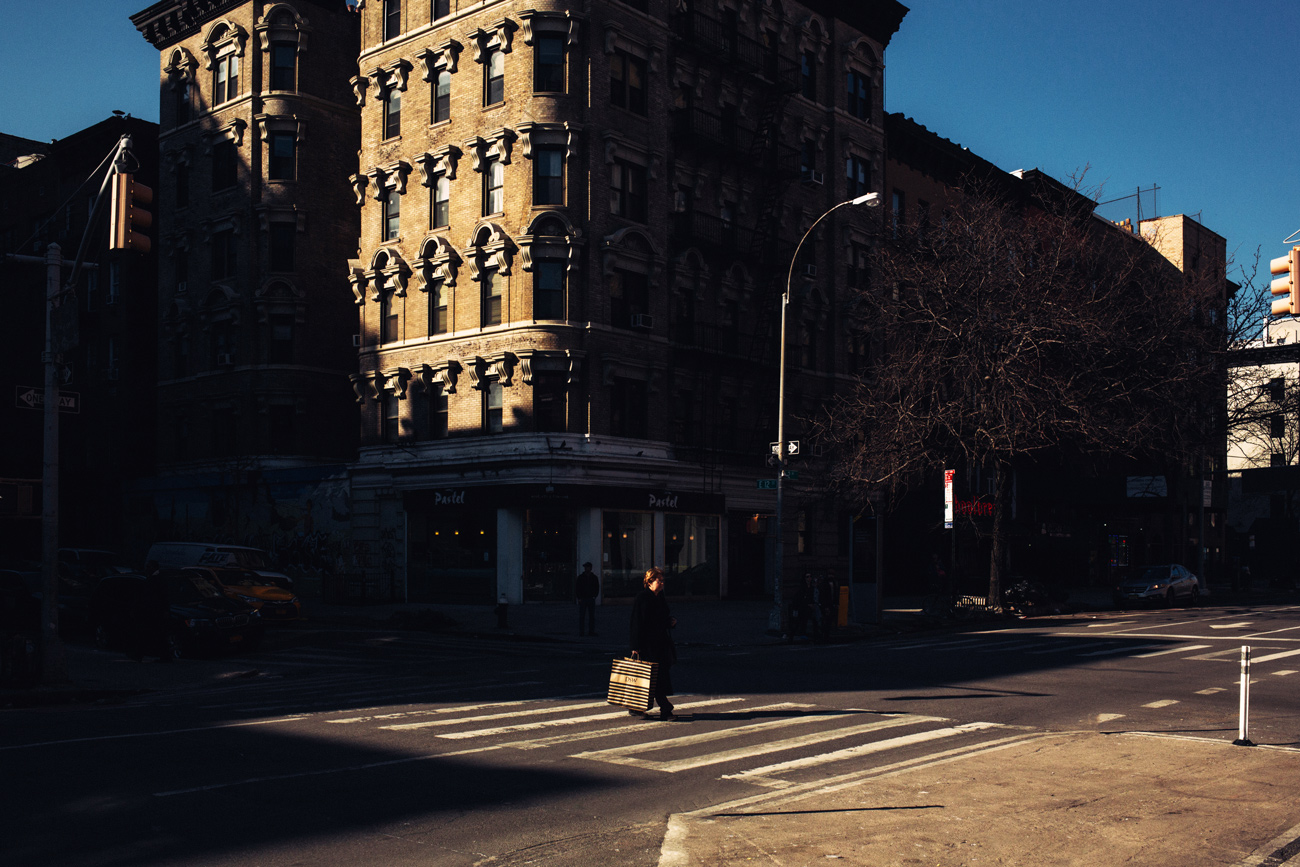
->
[
  {"left": 94, "top": 624, "right": 111, "bottom": 650},
  {"left": 1166, "top": 590, "right": 1176, "bottom": 607},
  {"left": 1189, "top": 586, "right": 1199, "bottom": 606},
  {"left": 164, "top": 630, "right": 185, "bottom": 661}
]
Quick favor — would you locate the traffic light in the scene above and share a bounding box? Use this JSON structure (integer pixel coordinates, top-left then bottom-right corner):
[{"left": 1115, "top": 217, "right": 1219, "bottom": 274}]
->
[
  {"left": 1270, "top": 246, "right": 1300, "bottom": 317},
  {"left": 108, "top": 171, "right": 153, "bottom": 252}
]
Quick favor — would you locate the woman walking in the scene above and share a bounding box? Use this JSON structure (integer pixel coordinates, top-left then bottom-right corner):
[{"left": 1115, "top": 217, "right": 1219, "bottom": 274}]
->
[{"left": 629, "top": 566, "right": 679, "bottom": 721}]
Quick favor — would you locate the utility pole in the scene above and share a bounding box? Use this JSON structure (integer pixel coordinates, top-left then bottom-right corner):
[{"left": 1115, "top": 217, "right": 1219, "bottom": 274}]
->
[{"left": 41, "top": 243, "right": 67, "bottom": 681}]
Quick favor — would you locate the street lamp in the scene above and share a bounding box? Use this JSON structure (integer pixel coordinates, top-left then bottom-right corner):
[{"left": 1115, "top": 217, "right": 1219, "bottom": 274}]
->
[{"left": 772, "top": 191, "right": 880, "bottom": 636}]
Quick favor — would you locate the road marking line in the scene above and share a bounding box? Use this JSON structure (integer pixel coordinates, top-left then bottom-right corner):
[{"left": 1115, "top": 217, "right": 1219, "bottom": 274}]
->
[
  {"left": 1088, "top": 622, "right": 1134, "bottom": 628},
  {"left": 572, "top": 713, "right": 946, "bottom": 773},
  {"left": 381, "top": 700, "right": 610, "bottom": 731},
  {"left": 1186, "top": 648, "right": 1244, "bottom": 661},
  {"left": 1249, "top": 648, "right": 1300, "bottom": 665},
  {"left": 1025, "top": 641, "right": 1109, "bottom": 655},
  {"left": 1275, "top": 670, "right": 1298, "bottom": 677},
  {"left": 1132, "top": 644, "right": 1210, "bottom": 658},
  {"left": 887, "top": 637, "right": 989, "bottom": 651},
  {"left": 1096, "top": 713, "right": 1125, "bottom": 723},
  {"left": 725, "top": 722, "right": 1003, "bottom": 783},
  {"left": 330, "top": 697, "right": 567, "bottom": 725},
  {"left": 1076, "top": 642, "right": 1170, "bottom": 658},
  {"left": 972, "top": 640, "right": 1048, "bottom": 653},
  {"left": 1210, "top": 622, "right": 1254, "bottom": 629},
  {"left": 1197, "top": 688, "right": 1226, "bottom": 695},
  {"left": 437, "top": 698, "right": 763, "bottom": 739},
  {"left": 1143, "top": 699, "right": 1180, "bottom": 708},
  {"left": 3, "top": 715, "right": 311, "bottom": 752}
]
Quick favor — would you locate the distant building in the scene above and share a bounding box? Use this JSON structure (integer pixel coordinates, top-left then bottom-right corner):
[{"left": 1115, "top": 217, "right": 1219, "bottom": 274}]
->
[{"left": 0, "top": 115, "right": 159, "bottom": 561}]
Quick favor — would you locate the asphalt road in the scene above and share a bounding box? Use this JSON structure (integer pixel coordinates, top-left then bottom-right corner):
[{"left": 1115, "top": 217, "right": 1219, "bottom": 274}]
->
[{"left": 5, "top": 600, "right": 1299, "bottom": 866}]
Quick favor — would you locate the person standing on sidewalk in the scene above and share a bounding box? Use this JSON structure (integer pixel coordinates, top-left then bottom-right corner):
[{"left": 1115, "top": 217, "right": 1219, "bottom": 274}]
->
[
  {"left": 629, "top": 566, "right": 679, "bottom": 720},
  {"left": 576, "top": 562, "right": 600, "bottom": 636}
]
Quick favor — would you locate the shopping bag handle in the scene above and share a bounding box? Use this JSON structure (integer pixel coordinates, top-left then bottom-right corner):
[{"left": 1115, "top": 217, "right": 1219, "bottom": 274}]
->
[{"left": 629, "top": 651, "right": 641, "bottom": 661}]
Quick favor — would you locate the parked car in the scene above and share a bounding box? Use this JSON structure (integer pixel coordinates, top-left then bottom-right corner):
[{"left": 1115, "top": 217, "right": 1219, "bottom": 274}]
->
[
  {"left": 184, "top": 565, "right": 301, "bottom": 622},
  {"left": 90, "top": 571, "right": 262, "bottom": 659},
  {"left": 58, "top": 548, "right": 135, "bottom": 577},
  {"left": 145, "top": 542, "right": 294, "bottom": 590},
  {"left": 1113, "top": 564, "right": 1201, "bottom": 608},
  {"left": 0, "top": 569, "right": 41, "bottom": 686}
]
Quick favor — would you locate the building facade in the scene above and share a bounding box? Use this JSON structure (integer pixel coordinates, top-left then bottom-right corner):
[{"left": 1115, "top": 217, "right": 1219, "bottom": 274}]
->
[
  {"left": 131, "top": 0, "right": 362, "bottom": 578},
  {"left": 346, "top": 0, "right": 905, "bottom": 604},
  {"left": 0, "top": 116, "right": 159, "bottom": 560}
]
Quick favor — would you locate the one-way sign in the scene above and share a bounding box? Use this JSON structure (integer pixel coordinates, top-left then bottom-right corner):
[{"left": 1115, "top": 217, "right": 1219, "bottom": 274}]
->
[{"left": 15, "top": 387, "right": 80, "bottom": 414}]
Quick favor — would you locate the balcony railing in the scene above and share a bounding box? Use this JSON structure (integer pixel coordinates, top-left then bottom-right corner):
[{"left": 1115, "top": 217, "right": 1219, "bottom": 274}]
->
[{"left": 670, "top": 211, "right": 752, "bottom": 254}]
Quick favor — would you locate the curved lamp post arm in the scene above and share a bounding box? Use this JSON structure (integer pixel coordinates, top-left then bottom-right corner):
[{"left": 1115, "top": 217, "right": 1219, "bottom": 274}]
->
[{"left": 772, "top": 191, "right": 879, "bottom": 636}]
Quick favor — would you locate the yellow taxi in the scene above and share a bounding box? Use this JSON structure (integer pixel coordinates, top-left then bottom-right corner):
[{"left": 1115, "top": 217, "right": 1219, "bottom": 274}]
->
[{"left": 184, "top": 565, "right": 302, "bottom": 622}]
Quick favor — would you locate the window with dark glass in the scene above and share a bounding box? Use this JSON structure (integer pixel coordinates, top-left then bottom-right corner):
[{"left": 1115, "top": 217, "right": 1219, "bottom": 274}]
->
[
  {"left": 1269, "top": 377, "right": 1286, "bottom": 403},
  {"left": 381, "top": 285, "right": 399, "bottom": 343},
  {"left": 431, "top": 174, "right": 450, "bottom": 228},
  {"left": 268, "top": 223, "right": 295, "bottom": 272},
  {"left": 484, "top": 157, "right": 503, "bottom": 215},
  {"left": 483, "top": 380, "right": 503, "bottom": 433},
  {"left": 382, "top": 87, "right": 401, "bottom": 139},
  {"left": 175, "top": 81, "right": 192, "bottom": 124},
  {"left": 214, "top": 408, "right": 238, "bottom": 456},
  {"left": 533, "top": 146, "right": 563, "bottom": 205},
  {"left": 610, "top": 50, "right": 646, "bottom": 115},
  {"left": 211, "top": 322, "right": 235, "bottom": 366},
  {"left": 433, "top": 0, "right": 450, "bottom": 20},
  {"left": 212, "top": 140, "right": 237, "bottom": 191},
  {"left": 383, "top": 393, "right": 400, "bottom": 442},
  {"left": 269, "top": 405, "right": 295, "bottom": 453},
  {"left": 211, "top": 229, "right": 237, "bottom": 279},
  {"left": 214, "top": 53, "right": 239, "bottom": 105},
  {"left": 610, "top": 377, "right": 647, "bottom": 437},
  {"left": 175, "top": 249, "right": 189, "bottom": 293},
  {"left": 481, "top": 267, "right": 502, "bottom": 326},
  {"left": 271, "top": 43, "right": 296, "bottom": 91},
  {"left": 800, "top": 51, "right": 817, "bottom": 101},
  {"left": 485, "top": 48, "right": 504, "bottom": 105},
  {"left": 891, "top": 189, "right": 905, "bottom": 238},
  {"left": 846, "top": 154, "right": 870, "bottom": 198},
  {"left": 433, "top": 70, "right": 451, "bottom": 122},
  {"left": 383, "top": 0, "right": 401, "bottom": 41},
  {"left": 268, "top": 131, "right": 295, "bottom": 180},
  {"left": 414, "top": 384, "right": 447, "bottom": 440},
  {"left": 534, "top": 33, "right": 565, "bottom": 93},
  {"left": 534, "top": 371, "right": 566, "bottom": 432},
  {"left": 269, "top": 313, "right": 294, "bottom": 363},
  {"left": 609, "top": 268, "right": 647, "bottom": 329},
  {"left": 428, "top": 277, "right": 448, "bottom": 334},
  {"left": 176, "top": 163, "right": 190, "bottom": 207},
  {"left": 610, "top": 159, "right": 646, "bottom": 221},
  {"left": 383, "top": 191, "right": 400, "bottom": 240},
  {"left": 1272, "top": 412, "right": 1286, "bottom": 439},
  {"left": 846, "top": 69, "right": 870, "bottom": 120},
  {"left": 800, "top": 139, "right": 816, "bottom": 178},
  {"left": 797, "top": 510, "right": 812, "bottom": 554},
  {"left": 534, "top": 259, "right": 565, "bottom": 320}
]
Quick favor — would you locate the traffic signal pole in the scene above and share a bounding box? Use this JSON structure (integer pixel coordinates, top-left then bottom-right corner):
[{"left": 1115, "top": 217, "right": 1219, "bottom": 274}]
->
[{"left": 40, "top": 243, "right": 66, "bottom": 682}]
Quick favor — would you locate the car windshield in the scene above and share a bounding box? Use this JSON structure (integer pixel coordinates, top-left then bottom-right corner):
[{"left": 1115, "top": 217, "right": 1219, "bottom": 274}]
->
[
  {"left": 222, "top": 549, "right": 269, "bottom": 569},
  {"left": 1139, "top": 567, "right": 1171, "bottom": 583},
  {"left": 166, "top": 573, "right": 223, "bottom": 603},
  {"left": 79, "top": 551, "right": 129, "bottom": 572}
]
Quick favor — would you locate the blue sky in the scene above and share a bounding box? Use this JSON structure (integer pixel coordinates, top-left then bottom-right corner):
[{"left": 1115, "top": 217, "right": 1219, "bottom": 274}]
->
[{"left": 3, "top": 1, "right": 1296, "bottom": 282}]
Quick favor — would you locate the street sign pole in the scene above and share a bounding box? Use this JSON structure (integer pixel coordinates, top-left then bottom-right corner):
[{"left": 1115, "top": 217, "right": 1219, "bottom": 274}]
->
[{"left": 41, "top": 243, "right": 67, "bottom": 682}]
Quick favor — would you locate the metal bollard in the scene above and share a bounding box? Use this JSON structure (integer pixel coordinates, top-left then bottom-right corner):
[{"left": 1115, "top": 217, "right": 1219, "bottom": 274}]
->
[{"left": 1233, "top": 645, "right": 1255, "bottom": 747}]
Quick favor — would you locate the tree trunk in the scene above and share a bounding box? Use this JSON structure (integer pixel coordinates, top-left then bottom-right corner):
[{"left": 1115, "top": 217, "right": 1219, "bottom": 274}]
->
[{"left": 988, "top": 458, "right": 1012, "bottom": 609}]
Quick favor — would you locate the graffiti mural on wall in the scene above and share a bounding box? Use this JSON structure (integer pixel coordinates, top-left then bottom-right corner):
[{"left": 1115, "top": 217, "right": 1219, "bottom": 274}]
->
[{"left": 137, "top": 467, "right": 360, "bottom": 583}]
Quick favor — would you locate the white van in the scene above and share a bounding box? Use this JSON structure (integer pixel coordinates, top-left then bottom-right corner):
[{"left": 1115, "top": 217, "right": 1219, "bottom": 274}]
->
[{"left": 145, "top": 542, "right": 294, "bottom": 590}]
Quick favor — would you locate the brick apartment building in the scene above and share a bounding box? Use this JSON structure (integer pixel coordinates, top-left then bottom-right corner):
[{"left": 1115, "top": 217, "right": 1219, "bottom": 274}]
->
[
  {"left": 345, "top": 0, "right": 906, "bottom": 605},
  {"left": 130, "top": 0, "right": 362, "bottom": 578}
]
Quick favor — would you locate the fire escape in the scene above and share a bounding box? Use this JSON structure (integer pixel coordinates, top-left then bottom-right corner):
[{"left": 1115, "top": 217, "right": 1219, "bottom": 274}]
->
[{"left": 667, "top": 9, "right": 800, "bottom": 484}]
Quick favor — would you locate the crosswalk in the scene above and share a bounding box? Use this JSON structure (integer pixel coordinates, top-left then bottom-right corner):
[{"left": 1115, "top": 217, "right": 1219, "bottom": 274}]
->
[
  {"left": 875, "top": 631, "right": 1300, "bottom": 669},
  {"left": 306, "top": 695, "right": 1026, "bottom": 790}
]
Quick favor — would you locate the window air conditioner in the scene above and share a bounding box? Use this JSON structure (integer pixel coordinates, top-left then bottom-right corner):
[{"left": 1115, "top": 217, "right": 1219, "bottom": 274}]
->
[
  {"left": 176, "top": 281, "right": 187, "bottom": 294},
  {"left": 352, "top": 334, "right": 362, "bottom": 348},
  {"left": 802, "top": 264, "right": 818, "bottom": 278},
  {"left": 217, "top": 353, "right": 234, "bottom": 366},
  {"left": 632, "top": 313, "right": 654, "bottom": 329},
  {"left": 804, "top": 170, "right": 824, "bottom": 186}
]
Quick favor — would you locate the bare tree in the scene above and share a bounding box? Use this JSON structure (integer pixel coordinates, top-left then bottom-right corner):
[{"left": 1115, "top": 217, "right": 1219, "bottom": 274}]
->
[{"left": 812, "top": 180, "right": 1228, "bottom": 606}]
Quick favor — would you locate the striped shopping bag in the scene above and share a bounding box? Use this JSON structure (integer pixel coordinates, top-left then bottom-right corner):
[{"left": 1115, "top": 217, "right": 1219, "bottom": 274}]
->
[{"left": 607, "top": 655, "right": 657, "bottom": 712}]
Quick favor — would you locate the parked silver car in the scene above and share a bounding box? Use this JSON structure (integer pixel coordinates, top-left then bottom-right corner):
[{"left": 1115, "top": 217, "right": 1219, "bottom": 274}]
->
[{"left": 1113, "top": 564, "right": 1201, "bottom": 608}]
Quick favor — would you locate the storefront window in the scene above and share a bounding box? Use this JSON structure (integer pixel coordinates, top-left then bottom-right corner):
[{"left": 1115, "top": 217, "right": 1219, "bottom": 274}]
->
[
  {"left": 407, "top": 507, "right": 497, "bottom": 603},
  {"left": 602, "top": 511, "right": 653, "bottom": 598},
  {"left": 664, "top": 514, "right": 719, "bottom": 596},
  {"left": 523, "top": 508, "right": 576, "bottom": 602}
]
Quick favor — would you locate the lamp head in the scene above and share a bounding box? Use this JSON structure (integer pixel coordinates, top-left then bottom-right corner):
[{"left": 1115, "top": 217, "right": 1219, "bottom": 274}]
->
[{"left": 851, "top": 192, "right": 881, "bottom": 207}]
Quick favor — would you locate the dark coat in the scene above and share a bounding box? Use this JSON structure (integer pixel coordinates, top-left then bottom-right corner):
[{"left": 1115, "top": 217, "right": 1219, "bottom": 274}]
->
[{"left": 629, "top": 587, "right": 675, "bottom": 665}]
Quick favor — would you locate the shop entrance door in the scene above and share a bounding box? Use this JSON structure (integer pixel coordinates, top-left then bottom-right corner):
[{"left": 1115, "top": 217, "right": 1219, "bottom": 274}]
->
[{"left": 523, "top": 508, "right": 576, "bottom": 602}]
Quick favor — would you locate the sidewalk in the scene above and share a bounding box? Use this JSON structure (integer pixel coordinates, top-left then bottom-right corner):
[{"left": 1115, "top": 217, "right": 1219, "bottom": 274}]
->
[{"left": 660, "top": 729, "right": 1300, "bottom": 866}]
